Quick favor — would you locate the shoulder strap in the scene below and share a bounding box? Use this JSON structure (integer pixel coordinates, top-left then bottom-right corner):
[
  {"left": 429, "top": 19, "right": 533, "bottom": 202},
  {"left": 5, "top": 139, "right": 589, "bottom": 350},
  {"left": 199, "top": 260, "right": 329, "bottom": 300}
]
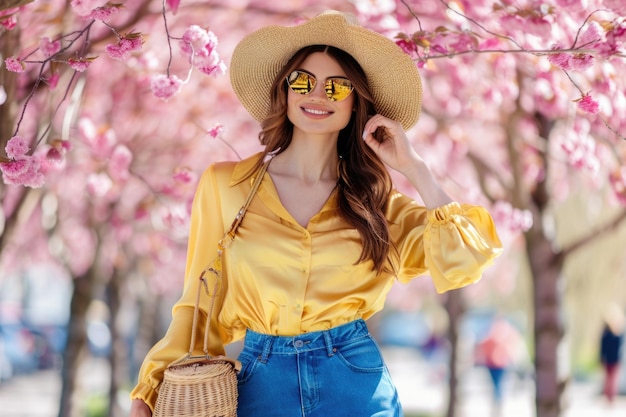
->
[
  {"left": 222, "top": 156, "right": 271, "bottom": 245},
  {"left": 186, "top": 156, "right": 272, "bottom": 359}
]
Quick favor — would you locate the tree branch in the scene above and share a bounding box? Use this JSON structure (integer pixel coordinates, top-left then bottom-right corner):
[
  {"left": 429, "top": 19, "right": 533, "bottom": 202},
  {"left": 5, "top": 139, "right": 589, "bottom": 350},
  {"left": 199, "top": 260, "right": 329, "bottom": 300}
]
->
[{"left": 561, "top": 209, "right": 626, "bottom": 257}]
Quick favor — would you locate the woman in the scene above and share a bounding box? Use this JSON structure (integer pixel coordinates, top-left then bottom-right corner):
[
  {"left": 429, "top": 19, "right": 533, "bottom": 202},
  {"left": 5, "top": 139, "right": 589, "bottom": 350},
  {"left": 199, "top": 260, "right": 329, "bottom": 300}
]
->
[{"left": 130, "top": 10, "right": 502, "bottom": 417}]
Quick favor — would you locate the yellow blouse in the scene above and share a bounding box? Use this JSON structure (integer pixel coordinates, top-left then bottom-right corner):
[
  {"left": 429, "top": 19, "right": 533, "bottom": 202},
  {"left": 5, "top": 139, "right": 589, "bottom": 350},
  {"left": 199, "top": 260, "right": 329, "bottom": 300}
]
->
[{"left": 131, "top": 153, "right": 502, "bottom": 410}]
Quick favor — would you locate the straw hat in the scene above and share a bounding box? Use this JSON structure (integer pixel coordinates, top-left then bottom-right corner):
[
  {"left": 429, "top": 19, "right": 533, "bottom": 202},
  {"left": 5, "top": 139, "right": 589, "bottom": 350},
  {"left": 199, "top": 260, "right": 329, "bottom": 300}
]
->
[{"left": 230, "top": 10, "right": 422, "bottom": 130}]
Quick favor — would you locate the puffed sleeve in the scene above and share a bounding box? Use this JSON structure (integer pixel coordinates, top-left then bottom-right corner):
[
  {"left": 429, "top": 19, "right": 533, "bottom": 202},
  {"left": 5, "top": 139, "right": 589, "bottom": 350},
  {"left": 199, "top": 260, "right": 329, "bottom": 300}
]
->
[
  {"left": 388, "top": 192, "right": 502, "bottom": 293},
  {"left": 130, "top": 164, "right": 227, "bottom": 411}
]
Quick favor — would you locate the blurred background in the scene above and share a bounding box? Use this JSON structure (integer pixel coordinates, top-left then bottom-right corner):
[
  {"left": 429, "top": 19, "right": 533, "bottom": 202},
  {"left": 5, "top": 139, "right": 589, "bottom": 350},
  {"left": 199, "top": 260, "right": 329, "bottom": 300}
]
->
[{"left": 1, "top": 1, "right": 626, "bottom": 417}]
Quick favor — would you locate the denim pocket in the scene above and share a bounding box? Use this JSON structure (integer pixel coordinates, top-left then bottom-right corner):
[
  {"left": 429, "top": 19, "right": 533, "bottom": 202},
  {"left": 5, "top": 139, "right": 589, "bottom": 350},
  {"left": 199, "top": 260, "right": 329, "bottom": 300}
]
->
[
  {"left": 334, "top": 335, "right": 385, "bottom": 373},
  {"left": 236, "top": 351, "right": 260, "bottom": 385}
]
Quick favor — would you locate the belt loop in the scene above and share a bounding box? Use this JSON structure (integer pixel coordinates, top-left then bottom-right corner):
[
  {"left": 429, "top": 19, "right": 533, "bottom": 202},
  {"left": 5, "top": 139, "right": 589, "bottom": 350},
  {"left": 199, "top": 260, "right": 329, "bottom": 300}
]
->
[
  {"left": 259, "top": 336, "right": 274, "bottom": 363},
  {"left": 323, "top": 330, "right": 334, "bottom": 357}
]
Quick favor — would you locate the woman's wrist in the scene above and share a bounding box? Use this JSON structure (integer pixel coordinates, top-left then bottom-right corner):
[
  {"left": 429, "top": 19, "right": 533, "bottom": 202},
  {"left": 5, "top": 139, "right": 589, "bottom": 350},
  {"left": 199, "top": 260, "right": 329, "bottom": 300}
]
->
[{"left": 401, "top": 158, "right": 453, "bottom": 209}]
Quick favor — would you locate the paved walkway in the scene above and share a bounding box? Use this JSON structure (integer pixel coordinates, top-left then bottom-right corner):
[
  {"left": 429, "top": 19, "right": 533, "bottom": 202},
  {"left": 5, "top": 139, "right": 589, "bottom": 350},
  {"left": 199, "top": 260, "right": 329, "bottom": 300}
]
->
[{"left": 1, "top": 349, "right": 625, "bottom": 417}]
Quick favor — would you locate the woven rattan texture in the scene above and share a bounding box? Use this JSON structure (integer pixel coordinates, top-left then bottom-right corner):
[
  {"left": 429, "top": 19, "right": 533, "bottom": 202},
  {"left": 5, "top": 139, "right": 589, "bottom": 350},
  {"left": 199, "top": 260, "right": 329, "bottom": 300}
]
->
[{"left": 153, "top": 360, "right": 238, "bottom": 417}]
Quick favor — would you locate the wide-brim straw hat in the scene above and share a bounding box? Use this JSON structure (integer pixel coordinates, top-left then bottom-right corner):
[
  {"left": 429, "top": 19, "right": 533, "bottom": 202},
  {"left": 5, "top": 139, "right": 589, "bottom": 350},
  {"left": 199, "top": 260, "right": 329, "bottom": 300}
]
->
[{"left": 230, "top": 10, "right": 422, "bottom": 130}]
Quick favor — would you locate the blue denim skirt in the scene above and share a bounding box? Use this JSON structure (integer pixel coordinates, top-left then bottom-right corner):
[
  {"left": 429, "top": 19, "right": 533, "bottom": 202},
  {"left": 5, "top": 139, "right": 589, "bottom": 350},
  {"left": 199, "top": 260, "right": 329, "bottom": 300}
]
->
[{"left": 236, "top": 319, "right": 403, "bottom": 417}]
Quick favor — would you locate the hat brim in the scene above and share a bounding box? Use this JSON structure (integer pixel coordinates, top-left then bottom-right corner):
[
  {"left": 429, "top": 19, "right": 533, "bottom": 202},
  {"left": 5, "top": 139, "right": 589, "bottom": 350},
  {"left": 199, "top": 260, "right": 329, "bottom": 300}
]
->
[{"left": 229, "top": 11, "right": 422, "bottom": 130}]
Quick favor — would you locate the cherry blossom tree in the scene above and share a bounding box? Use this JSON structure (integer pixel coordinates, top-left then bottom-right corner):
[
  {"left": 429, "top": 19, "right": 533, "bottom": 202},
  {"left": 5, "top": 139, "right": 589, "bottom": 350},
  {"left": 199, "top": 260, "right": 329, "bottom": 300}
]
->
[{"left": 1, "top": 1, "right": 625, "bottom": 417}]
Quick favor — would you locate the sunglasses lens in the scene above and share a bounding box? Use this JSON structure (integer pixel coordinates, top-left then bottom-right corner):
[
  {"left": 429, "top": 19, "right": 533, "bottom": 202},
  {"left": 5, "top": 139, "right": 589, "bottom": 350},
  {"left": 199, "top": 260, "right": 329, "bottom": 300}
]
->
[
  {"left": 286, "top": 71, "right": 354, "bottom": 102},
  {"left": 287, "top": 71, "right": 315, "bottom": 95},
  {"left": 325, "top": 78, "right": 353, "bottom": 102}
]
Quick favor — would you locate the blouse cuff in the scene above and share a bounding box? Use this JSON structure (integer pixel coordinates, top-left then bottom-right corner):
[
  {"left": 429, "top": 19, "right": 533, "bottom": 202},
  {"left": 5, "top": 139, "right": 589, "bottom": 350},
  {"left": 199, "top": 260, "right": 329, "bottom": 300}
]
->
[
  {"left": 130, "top": 381, "right": 159, "bottom": 413},
  {"left": 424, "top": 202, "right": 503, "bottom": 294},
  {"left": 427, "top": 201, "right": 462, "bottom": 222}
]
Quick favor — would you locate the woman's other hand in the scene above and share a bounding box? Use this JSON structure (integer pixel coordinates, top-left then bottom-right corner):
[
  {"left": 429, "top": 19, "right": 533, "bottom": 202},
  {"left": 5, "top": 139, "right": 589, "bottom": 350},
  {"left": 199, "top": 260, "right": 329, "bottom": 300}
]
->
[{"left": 130, "top": 399, "right": 152, "bottom": 417}]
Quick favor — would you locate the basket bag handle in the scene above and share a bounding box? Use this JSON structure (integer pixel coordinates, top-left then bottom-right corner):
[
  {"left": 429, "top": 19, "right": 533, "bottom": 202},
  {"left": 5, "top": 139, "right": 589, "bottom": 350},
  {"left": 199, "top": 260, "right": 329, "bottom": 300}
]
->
[{"left": 173, "top": 156, "right": 272, "bottom": 366}]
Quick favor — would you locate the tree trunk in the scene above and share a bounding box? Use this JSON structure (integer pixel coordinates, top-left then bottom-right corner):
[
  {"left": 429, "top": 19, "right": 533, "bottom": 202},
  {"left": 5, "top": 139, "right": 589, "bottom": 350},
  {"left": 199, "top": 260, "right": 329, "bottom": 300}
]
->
[
  {"left": 527, "top": 230, "right": 565, "bottom": 417},
  {"left": 107, "top": 266, "right": 127, "bottom": 417},
  {"left": 58, "top": 267, "right": 95, "bottom": 417},
  {"left": 445, "top": 289, "right": 465, "bottom": 417},
  {"left": 528, "top": 112, "right": 565, "bottom": 417}
]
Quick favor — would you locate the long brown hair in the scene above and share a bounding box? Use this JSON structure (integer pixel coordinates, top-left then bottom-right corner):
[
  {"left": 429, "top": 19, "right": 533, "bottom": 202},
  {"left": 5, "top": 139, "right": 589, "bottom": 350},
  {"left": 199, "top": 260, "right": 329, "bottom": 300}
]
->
[{"left": 250, "top": 45, "right": 394, "bottom": 274}]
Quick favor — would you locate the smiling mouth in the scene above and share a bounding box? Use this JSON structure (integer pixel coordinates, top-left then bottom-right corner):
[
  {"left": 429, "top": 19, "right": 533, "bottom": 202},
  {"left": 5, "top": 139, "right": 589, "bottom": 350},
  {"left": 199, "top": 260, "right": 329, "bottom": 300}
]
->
[{"left": 302, "top": 107, "right": 331, "bottom": 115}]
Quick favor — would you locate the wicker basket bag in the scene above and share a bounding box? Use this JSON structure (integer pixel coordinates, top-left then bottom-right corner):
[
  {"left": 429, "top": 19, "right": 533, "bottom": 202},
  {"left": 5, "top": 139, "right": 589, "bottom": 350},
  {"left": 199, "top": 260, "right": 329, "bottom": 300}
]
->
[{"left": 153, "top": 159, "right": 271, "bottom": 417}]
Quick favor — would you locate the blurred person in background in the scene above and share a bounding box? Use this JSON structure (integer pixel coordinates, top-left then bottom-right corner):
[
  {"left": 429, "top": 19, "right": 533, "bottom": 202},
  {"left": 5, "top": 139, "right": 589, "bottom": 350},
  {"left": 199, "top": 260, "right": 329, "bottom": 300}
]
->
[
  {"left": 599, "top": 303, "right": 625, "bottom": 405},
  {"left": 475, "top": 317, "right": 524, "bottom": 417}
]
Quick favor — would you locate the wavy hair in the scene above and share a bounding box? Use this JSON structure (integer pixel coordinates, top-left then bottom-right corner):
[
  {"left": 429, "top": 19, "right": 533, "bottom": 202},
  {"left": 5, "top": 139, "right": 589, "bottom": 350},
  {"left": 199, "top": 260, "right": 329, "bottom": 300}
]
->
[{"left": 249, "top": 45, "right": 394, "bottom": 274}]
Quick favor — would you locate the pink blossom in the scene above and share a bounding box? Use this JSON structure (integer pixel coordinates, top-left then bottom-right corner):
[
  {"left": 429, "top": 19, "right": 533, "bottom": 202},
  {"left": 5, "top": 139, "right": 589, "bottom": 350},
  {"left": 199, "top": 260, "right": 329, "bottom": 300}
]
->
[
  {"left": 167, "top": 0, "right": 181, "bottom": 15},
  {"left": 85, "top": 3, "right": 121, "bottom": 21},
  {"left": 46, "top": 72, "right": 61, "bottom": 89},
  {"left": 560, "top": 131, "right": 599, "bottom": 172},
  {"left": 5, "top": 56, "right": 25, "bottom": 73},
  {"left": 491, "top": 201, "right": 533, "bottom": 233},
  {"left": 40, "top": 37, "right": 61, "bottom": 57},
  {"left": 108, "top": 145, "right": 133, "bottom": 181},
  {"left": 547, "top": 43, "right": 571, "bottom": 70},
  {"left": 0, "top": 8, "right": 18, "bottom": 30},
  {"left": 0, "top": 16, "right": 16, "bottom": 30},
  {"left": 207, "top": 123, "right": 223, "bottom": 138},
  {"left": 0, "top": 85, "right": 6, "bottom": 105},
  {"left": 579, "top": 21, "right": 604, "bottom": 47},
  {"left": 576, "top": 94, "right": 600, "bottom": 114},
  {"left": 0, "top": 159, "right": 29, "bottom": 177},
  {"left": 180, "top": 25, "right": 219, "bottom": 62},
  {"left": 86, "top": 172, "right": 113, "bottom": 197},
  {"left": 179, "top": 26, "right": 226, "bottom": 76},
  {"left": 105, "top": 34, "right": 143, "bottom": 61},
  {"left": 395, "top": 38, "right": 416, "bottom": 56},
  {"left": 0, "top": 156, "right": 45, "bottom": 188},
  {"left": 5, "top": 136, "right": 29, "bottom": 159},
  {"left": 70, "top": 0, "right": 107, "bottom": 17},
  {"left": 478, "top": 38, "right": 501, "bottom": 50},
  {"left": 68, "top": 56, "right": 94, "bottom": 72},
  {"left": 199, "top": 60, "right": 226, "bottom": 77},
  {"left": 569, "top": 54, "right": 594, "bottom": 71},
  {"left": 77, "top": 117, "right": 117, "bottom": 155},
  {"left": 448, "top": 32, "right": 477, "bottom": 53},
  {"left": 150, "top": 74, "right": 183, "bottom": 100},
  {"left": 45, "top": 139, "right": 71, "bottom": 164},
  {"left": 173, "top": 167, "right": 195, "bottom": 184},
  {"left": 46, "top": 147, "right": 64, "bottom": 164}
]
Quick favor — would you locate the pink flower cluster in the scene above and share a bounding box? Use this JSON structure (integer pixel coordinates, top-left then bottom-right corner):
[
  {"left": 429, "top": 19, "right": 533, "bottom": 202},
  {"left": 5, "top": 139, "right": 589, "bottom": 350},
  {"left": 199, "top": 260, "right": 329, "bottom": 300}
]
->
[
  {"left": 4, "top": 56, "right": 24, "bottom": 73},
  {"left": 0, "top": 8, "right": 18, "bottom": 30},
  {"left": 40, "top": 37, "right": 61, "bottom": 57},
  {"left": 70, "top": 0, "right": 108, "bottom": 17},
  {"left": 560, "top": 131, "right": 599, "bottom": 172},
  {"left": 576, "top": 94, "right": 600, "bottom": 114},
  {"left": 167, "top": 0, "right": 181, "bottom": 15},
  {"left": 45, "top": 139, "right": 72, "bottom": 164},
  {"left": 84, "top": 3, "right": 122, "bottom": 21},
  {"left": 548, "top": 46, "right": 595, "bottom": 71},
  {"left": 105, "top": 33, "right": 143, "bottom": 61},
  {"left": 0, "top": 136, "right": 45, "bottom": 188},
  {"left": 68, "top": 57, "right": 93, "bottom": 72},
  {"left": 173, "top": 167, "right": 195, "bottom": 184},
  {"left": 179, "top": 25, "right": 226, "bottom": 76},
  {"left": 207, "top": 123, "right": 223, "bottom": 139},
  {"left": 491, "top": 201, "right": 533, "bottom": 234},
  {"left": 150, "top": 74, "right": 183, "bottom": 100}
]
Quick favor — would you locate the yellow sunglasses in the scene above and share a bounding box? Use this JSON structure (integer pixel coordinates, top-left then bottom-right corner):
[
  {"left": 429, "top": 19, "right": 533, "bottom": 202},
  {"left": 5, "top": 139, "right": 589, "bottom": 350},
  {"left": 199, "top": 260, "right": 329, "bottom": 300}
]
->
[{"left": 286, "top": 70, "right": 354, "bottom": 102}]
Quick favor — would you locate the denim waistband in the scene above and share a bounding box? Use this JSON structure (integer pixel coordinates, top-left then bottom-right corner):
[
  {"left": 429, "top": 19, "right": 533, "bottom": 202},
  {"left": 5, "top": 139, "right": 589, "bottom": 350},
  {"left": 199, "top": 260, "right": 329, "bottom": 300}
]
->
[{"left": 242, "top": 319, "right": 370, "bottom": 361}]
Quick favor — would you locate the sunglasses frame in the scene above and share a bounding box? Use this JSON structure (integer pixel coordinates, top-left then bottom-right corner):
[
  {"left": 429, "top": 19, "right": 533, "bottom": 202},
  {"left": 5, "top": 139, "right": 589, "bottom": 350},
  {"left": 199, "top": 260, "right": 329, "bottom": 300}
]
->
[{"left": 286, "top": 70, "right": 354, "bottom": 102}]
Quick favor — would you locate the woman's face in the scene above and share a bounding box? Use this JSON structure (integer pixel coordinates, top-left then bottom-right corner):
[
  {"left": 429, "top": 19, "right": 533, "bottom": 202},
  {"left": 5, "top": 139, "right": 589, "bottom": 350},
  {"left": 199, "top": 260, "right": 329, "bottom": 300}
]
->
[{"left": 286, "top": 52, "right": 355, "bottom": 138}]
